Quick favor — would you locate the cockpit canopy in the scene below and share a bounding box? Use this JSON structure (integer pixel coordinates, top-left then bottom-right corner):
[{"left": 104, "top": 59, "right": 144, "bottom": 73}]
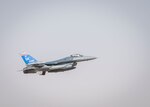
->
[{"left": 70, "top": 54, "right": 83, "bottom": 57}]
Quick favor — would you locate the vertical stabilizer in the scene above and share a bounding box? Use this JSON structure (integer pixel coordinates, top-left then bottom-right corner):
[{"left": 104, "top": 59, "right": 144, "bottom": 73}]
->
[{"left": 21, "top": 53, "right": 38, "bottom": 65}]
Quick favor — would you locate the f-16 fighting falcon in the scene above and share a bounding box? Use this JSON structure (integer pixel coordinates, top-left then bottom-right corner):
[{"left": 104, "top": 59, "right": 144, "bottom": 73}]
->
[{"left": 20, "top": 53, "right": 97, "bottom": 75}]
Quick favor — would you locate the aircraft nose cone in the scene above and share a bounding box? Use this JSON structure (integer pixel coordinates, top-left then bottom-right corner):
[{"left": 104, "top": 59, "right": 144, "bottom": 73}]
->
[{"left": 85, "top": 56, "right": 97, "bottom": 60}]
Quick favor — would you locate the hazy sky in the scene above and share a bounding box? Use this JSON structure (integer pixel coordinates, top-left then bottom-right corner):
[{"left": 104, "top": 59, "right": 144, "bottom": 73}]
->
[{"left": 0, "top": 0, "right": 150, "bottom": 107}]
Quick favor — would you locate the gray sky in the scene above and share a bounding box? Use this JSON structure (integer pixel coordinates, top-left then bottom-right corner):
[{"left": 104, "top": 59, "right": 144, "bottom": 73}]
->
[{"left": 0, "top": 0, "right": 150, "bottom": 107}]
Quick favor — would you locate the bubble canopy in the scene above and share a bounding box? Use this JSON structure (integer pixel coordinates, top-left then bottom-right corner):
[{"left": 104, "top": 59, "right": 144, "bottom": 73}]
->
[{"left": 70, "top": 54, "right": 83, "bottom": 57}]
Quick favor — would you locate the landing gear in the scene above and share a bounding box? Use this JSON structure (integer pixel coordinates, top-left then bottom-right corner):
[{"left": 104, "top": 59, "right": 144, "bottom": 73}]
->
[
  {"left": 41, "top": 71, "right": 46, "bottom": 75},
  {"left": 38, "top": 71, "right": 46, "bottom": 75}
]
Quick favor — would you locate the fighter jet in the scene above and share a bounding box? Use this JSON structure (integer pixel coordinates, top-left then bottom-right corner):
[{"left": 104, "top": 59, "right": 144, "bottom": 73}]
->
[{"left": 20, "top": 53, "right": 96, "bottom": 75}]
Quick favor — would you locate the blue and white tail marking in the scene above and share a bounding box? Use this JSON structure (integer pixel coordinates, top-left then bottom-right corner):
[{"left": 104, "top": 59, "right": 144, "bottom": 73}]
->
[{"left": 21, "top": 54, "right": 37, "bottom": 65}]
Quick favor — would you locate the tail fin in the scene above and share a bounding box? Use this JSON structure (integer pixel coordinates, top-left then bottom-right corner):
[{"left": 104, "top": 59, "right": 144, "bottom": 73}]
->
[{"left": 21, "top": 53, "right": 38, "bottom": 65}]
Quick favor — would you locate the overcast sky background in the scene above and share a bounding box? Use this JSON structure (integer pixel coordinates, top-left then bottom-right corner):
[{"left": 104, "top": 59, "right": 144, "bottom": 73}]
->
[{"left": 0, "top": 0, "right": 150, "bottom": 107}]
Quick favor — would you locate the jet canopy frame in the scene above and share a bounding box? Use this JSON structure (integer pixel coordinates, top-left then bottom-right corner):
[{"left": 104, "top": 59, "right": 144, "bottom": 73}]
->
[{"left": 70, "top": 54, "right": 83, "bottom": 57}]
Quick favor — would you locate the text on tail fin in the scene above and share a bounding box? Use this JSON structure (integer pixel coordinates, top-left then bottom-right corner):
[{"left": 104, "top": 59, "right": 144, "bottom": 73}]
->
[{"left": 21, "top": 54, "right": 37, "bottom": 65}]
